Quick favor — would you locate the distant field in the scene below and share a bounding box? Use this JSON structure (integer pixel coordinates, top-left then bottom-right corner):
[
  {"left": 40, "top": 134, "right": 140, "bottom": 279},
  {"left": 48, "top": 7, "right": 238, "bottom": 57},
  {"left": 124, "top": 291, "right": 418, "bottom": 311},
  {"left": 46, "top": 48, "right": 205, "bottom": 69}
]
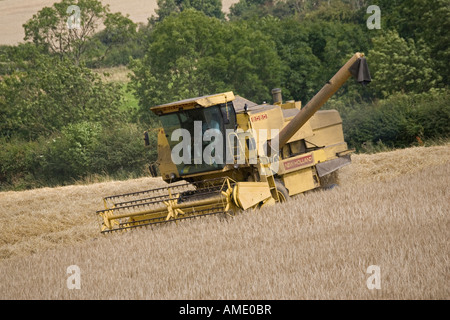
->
[
  {"left": 0, "top": 143, "right": 448, "bottom": 299},
  {"left": 0, "top": 0, "right": 239, "bottom": 45}
]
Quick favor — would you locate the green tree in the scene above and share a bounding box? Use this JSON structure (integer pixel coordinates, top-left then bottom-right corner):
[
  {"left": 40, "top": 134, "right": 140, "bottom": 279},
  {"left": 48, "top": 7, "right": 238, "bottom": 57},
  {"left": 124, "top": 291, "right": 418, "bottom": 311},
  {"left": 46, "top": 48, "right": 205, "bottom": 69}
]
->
[
  {"left": 342, "top": 89, "right": 450, "bottom": 151},
  {"left": 228, "top": 0, "right": 365, "bottom": 21},
  {"left": 369, "top": 0, "right": 450, "bottom": 85},
  {"left": 254, "top": 16, "right": 322, "bottom": 102},
  {"left": 0, "top": 53, "right": 122, "bottom": 140},
  {"left": 43, "top": 121, "right": 103, "bottom": 180},
  {"left": 23, "top": 0, "right": 137, "bottom": 65},
  {"left": 130, "top": 10, "right": 282, "bottom": 122},
  {"left": 368, "top": 30, "right": 441, "bottom": 97},
  {"left": 228, "top": 0, "right": 277, "bottom": 20},
  {"left": 0, "top": 43, "right": 41, "bottom": 75},
  {"left": 255, "top": 16, "right": 371, "bottom": 103},
  {"left": 130, "top": 10, "right": 227, "bottom": 112},
  {"left": 156, "top": 0, "right": 224, "bottom": 21}
]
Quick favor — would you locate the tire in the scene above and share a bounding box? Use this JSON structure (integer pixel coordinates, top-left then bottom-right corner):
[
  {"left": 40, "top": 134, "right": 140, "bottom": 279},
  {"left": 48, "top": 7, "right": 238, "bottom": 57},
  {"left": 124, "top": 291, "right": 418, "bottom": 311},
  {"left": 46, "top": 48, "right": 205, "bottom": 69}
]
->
[{"left": 275, "top": 180, "right": 289, "bottom": 202}]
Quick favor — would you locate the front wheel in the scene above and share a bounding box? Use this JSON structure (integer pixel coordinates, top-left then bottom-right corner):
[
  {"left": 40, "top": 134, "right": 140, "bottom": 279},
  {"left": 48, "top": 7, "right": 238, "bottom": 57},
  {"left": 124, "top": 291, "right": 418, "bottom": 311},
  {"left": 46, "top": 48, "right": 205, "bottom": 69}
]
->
[{"left": 275, "top": 180, "right": 289, "bottom": 202}]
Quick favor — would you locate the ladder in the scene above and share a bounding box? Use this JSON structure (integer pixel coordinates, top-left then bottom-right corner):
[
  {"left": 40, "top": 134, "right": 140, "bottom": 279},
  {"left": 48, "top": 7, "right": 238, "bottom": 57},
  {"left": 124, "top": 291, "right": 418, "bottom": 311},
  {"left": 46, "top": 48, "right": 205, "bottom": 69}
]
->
[{"left": 258, "top": 155, "right": 280, "bottom": 203}]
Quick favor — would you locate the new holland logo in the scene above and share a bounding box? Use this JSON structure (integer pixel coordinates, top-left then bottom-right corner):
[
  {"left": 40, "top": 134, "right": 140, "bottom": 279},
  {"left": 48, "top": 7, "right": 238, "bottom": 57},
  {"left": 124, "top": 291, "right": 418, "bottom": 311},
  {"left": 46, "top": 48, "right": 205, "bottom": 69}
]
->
[{"left": 283, "top": 154, "right": 314, "bottom": 170}]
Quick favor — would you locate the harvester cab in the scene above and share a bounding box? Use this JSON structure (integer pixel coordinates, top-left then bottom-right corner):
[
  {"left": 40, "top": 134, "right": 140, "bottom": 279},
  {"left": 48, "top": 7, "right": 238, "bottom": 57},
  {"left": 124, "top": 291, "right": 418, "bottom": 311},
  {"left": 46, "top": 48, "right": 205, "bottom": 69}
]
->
[
  {"left": 97, "top": 52, "right": 371, "bottom": 233},
  {"left": 150, "top": 92, "right": 238, "bottom": 178}
]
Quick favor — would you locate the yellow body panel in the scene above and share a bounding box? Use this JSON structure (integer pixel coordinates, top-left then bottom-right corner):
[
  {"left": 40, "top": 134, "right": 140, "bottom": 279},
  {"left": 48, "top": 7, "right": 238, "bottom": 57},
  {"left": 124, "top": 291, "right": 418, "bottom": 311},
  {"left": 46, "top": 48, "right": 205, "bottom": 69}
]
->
[
  {"left": 306, "top": 110, "right": 348, "bottom": 159},
  {"left": 157, "top": 128, "right": 179, "bottom": 180},
  {"left": 248, "top": 106, "right": 284, "bottom": 140},
  {"left": 236, "top": 113, "right": 250, "bottom": 131},
  {"left": 278, "top": 149, "right": 326, "bottom": 196},
  {"left": 282, "top": 167, "right": 320, "bottom": 196},
  {"left": 283, "top": 119, "right": 313, "bottom": 143},
  {"left": 277, "top": 150, "right": 326, "bottom": 175},
  {"left": 281, "top": 100, "right": 301, "bottom": 110},
  {"left": 233, "top": 181, "right": 273, "bottom": 210},
  {"left": 306, "top": 110, "right": 345, "bottom": 148}
]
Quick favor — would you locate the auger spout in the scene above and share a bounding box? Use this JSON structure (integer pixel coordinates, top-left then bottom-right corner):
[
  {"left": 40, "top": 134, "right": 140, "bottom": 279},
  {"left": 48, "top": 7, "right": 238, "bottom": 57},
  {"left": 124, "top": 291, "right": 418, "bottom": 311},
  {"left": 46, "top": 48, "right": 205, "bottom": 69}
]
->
[{"left": 275, "top": 52, "right": 371, "bottom": 149}]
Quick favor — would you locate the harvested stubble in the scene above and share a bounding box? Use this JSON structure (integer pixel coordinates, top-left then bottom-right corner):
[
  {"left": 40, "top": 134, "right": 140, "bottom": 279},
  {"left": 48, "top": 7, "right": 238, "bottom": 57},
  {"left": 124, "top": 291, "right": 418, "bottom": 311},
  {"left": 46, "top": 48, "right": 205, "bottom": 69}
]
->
[
  {"left": 0, "top": 177, "right": 168, "bottom": 259},
  {"left": 0, "top": 144, "right": 449, "bottom": 299}
]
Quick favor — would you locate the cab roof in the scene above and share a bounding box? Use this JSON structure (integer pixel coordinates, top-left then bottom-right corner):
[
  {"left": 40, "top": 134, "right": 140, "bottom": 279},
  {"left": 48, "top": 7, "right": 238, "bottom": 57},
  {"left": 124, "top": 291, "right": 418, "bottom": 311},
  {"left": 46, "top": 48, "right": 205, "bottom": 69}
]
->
[{"left": 151, "top": 91, "right": 235, "bottom": 115}]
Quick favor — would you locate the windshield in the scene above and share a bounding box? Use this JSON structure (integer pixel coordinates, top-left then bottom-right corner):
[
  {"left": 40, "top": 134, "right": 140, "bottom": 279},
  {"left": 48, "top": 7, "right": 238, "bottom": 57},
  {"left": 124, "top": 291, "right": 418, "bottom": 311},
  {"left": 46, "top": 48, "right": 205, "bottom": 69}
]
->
[{"left": 160, "top": 103, "right": 236, "bottom": 175}]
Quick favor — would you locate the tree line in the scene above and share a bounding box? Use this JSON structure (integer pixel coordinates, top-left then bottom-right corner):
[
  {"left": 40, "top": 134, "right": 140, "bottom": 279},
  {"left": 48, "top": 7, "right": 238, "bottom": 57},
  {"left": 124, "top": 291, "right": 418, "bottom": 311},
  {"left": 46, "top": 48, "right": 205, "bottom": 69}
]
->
[{"left": 0, "top": 0, "right": 448, "bottom": 190}]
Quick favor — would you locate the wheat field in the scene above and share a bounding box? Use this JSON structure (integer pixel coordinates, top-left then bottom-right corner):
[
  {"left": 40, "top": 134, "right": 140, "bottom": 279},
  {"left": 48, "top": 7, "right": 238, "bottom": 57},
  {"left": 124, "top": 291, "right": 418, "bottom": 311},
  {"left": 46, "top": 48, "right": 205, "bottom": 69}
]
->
[{"left": 0, "top": 144, "right": 449, "bottom": 299}]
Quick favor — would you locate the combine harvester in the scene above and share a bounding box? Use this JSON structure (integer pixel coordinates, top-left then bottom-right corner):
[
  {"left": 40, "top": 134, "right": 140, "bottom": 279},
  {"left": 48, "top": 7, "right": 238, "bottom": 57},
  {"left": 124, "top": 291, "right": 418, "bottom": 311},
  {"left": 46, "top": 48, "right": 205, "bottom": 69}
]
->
[{"left": 97, "top": 52, "right": 371, "bottom": 233}]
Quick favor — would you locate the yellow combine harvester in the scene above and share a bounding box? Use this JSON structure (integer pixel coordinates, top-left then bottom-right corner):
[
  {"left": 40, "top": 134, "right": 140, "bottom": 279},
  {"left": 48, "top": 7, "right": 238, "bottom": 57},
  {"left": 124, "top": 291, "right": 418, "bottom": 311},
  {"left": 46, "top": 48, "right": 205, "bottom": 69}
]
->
[{"left": 97, "top": 52, "right": 371, "bottom": 233}]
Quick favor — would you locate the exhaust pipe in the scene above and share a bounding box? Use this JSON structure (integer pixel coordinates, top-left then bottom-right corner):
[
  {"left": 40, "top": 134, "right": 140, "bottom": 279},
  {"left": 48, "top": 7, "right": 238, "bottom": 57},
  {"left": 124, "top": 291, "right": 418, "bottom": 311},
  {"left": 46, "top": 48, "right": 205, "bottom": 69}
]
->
[{"left": 271, "top": 88, "right": 282, "bottom": 105}]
